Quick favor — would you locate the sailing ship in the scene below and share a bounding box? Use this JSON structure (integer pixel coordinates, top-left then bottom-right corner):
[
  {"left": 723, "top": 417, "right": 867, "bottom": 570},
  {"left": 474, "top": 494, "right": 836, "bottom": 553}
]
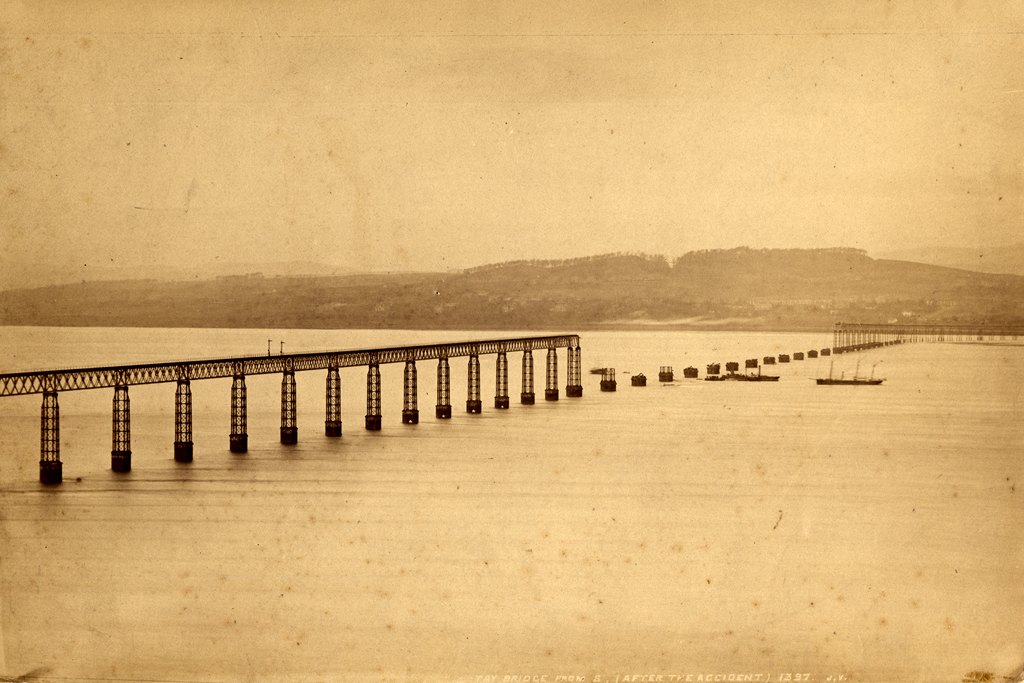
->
[{"left": 815, "top": 360, "right": 884, "bottom": 385}]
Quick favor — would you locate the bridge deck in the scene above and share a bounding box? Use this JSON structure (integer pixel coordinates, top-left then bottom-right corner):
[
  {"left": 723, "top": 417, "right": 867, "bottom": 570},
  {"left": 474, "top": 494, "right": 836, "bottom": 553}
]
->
[
  {"left": 0, "top": 334, "right": 580, "bottom": 397},
  {"left": 835, "top": 322, "right": 1024, "bottom": 335}
]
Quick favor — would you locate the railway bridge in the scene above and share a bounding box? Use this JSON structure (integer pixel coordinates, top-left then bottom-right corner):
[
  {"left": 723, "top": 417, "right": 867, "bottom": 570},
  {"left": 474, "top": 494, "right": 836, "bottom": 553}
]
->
[
  {"left": 832, "top": 322, "right": 1024, "bottom": 353},
  {"left": 0, "top": 334, "right": 584, "bottom": 484}
]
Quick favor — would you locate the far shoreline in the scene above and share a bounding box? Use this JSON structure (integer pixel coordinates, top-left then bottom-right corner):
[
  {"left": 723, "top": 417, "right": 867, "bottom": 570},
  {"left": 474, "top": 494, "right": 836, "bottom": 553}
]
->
[{"left": 0, "top": 320, "right": 920, "bottom": 335}]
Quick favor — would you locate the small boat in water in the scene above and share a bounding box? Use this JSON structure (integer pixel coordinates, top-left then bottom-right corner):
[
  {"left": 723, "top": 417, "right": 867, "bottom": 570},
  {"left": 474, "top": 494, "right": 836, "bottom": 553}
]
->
[
  {"left": 736, "top": 366, "right": 779, "bottom": 382},
  {"left": 631, "top": 374, "right": 647, "bottom": 386},
  {"left": 737, "top": 372, "right": 779, "bottom": 382}
]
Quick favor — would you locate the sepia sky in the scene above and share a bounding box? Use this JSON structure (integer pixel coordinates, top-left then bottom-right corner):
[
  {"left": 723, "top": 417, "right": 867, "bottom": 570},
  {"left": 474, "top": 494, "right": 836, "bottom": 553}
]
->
[{"left": 2, "top": 1, "right": 1022, "bottom": 274}]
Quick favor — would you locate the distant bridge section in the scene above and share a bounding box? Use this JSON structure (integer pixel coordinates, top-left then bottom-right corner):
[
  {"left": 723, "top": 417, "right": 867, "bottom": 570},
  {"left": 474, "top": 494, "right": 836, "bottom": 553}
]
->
[
  {"left": 832, "top": 322, "right": 1024, "bottom": 354},
  {"left": 0, "top": 334, "right": 584, "bottom": 484}
]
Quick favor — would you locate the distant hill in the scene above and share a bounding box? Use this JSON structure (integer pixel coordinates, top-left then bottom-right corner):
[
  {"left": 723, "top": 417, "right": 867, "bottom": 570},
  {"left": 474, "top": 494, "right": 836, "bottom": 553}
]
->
[
  {"left": 2, "top": 248, "right": 1023, "bottom": 331},
  {"left": 875, "top": 243, "right": 1024, "bottom": 276},
  {"left": 0, "top": 260, "right": 360, "bottom": 290}
]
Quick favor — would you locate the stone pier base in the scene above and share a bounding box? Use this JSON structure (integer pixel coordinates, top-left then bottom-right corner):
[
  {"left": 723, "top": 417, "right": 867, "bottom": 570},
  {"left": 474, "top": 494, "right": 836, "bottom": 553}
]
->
[
  {"left": 111, "top": 451, "right": 131, "bottom": 472},
  {"left": 39, "top": 460, "right": 62, "bottom": 485},
  {"left": 174, "top": 442, "right": 193, "bottom": 463},
  {"left": 230, "top": 434, "right": 248, "bottom": 453}
]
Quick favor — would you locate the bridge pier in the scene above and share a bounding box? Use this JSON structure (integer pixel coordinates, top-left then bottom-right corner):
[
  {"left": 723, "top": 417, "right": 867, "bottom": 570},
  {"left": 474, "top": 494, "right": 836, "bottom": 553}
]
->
[
  {"left": 325, "top": 367, "right": 342, "bottom": 436},
  {"left": 600, "top": 368, "right": 617, "bottom": 392},
  {"left": 566, "top": 343, "right": 582, "bottom": 397},
  {"left": 403, "top": 360, "right": 419, "bottom": 424},
  {"left": 545, "top": 348, "right": 559, "bottom": 401},
  {"left": 280, "top": 369, "right": 297, "bottom": 444},
  {"left": 467, "top": 354, "right": 482, "bottom": 413},
  {"left": 174, "top": 379, "right": 193, "bottom": 462},
  {"left": 495, "top": 351, "right": 509, "bottom": 409},
  {"left": 436, "top": 358, "right": 451, "bottom": 418},
  {"left": 365, "top": 364, "right": 382, "bottom": 430},
  {"left": 230, "top": 374, "right": 247, "bottom": 453},
  {"left": 521, "top": 349, "right": 535, "bottom": 404},
  {"left": 111, "top": 384, "right": 131, "bottom": 472},
  {"left": 39, "top": 391, "right": 61, "bottom": 484}
]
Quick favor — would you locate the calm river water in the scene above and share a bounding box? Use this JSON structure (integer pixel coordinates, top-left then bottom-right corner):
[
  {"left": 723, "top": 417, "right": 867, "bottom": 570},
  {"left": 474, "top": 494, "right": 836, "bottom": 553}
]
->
[{"left": 0, "top": 327, "right": 1021, "bottom": 683}]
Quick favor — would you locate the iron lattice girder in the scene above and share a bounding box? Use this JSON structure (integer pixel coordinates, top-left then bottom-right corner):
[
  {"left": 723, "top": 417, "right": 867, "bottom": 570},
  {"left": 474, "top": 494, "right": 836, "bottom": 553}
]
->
[{"left": 0, "top": 335, "right": 581, "bottom": 397}]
